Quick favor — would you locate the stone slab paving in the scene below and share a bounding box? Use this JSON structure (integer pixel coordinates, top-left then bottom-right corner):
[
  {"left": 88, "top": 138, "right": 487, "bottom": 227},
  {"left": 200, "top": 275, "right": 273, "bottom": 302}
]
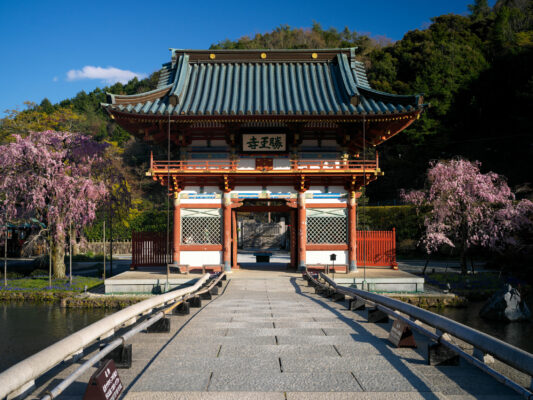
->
[
  {"left": 28, "top": 275, "right": 523, "bottom": 399},
  {"left": 120, "top": 276, "right": 521, "bottom": 399}
]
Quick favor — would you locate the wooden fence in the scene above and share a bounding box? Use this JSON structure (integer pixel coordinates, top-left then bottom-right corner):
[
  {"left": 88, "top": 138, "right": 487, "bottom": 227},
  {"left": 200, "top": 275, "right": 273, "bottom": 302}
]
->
[
  {"left": 132, "top": 229, "right": 397, "bottom": 270},
  {"left": 131, "top": 232, "right": 172, "bottom": 268},
  {"left": 356, "top": 228, "right": 397, "bottom": 268}
]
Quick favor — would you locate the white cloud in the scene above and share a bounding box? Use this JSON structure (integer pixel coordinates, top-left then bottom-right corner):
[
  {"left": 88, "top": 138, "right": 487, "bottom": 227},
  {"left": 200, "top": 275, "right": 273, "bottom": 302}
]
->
[{"left": 66, "top": 66, "right": 147, "bottom": 84}]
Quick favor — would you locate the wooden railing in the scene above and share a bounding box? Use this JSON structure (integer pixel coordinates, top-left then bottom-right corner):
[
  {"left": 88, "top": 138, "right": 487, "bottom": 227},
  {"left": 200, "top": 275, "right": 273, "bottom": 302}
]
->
[
  {"left": 150, "top": 154, "right": 378, "bottom": 173},
  {"left": 290, "top": 158, "right": 377, "bottom": 171}
]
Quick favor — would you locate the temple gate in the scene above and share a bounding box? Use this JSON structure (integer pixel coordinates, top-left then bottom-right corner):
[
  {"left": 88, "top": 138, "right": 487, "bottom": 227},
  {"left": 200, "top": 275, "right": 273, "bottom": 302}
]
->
[{"left": 103, "top": 48, "right": 425, "bottom": 272}]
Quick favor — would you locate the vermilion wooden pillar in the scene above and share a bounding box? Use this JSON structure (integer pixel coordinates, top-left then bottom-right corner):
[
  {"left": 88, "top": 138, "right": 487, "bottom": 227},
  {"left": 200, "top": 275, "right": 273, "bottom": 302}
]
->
[
  {"left": 172, "top": 193, "right": 180, "bottom": 264},
  {"left": 223, "top": 191, "right": 232, "bottom": 271},
  {"left": 348, "top": 191, "right": 357, "bottom": 272},
  {"left": 232, "top": 209, "right": 238, "bottom": 269},
  {"left": 297, "top": 191, "right": 306, "bottom": 271},
  {"left": 290, "top": 210, "right": 296, "bottom": 268}
]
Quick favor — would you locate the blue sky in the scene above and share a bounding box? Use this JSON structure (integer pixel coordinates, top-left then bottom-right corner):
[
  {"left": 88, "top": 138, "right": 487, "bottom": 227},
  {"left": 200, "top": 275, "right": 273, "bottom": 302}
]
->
[{"left": 0, "top": 0, "right": 485, "bottom": 116}]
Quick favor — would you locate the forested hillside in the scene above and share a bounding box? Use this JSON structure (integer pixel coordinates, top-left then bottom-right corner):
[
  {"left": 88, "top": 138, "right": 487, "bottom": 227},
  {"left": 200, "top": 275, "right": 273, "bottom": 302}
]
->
[{"left": 1, "top": 0, "right": 531, "bottom": 213}]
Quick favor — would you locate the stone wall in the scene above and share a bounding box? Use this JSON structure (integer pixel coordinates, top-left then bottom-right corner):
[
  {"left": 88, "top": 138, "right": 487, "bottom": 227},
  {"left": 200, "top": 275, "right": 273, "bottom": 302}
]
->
[{"left": 84, "top": 241, "right": 131, "bottom": 255}]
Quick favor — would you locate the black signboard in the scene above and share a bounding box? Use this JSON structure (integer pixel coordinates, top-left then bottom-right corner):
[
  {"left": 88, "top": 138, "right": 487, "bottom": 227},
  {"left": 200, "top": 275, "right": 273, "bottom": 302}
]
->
[
  {"left": 330, "top": 254, "right": 336, "bottom": 261},
  {"left": 388, "top": 320, "right": 417, "bottom": 348},
  {"left": 83, "top": 359, "right": 123, "bottom": 400}
]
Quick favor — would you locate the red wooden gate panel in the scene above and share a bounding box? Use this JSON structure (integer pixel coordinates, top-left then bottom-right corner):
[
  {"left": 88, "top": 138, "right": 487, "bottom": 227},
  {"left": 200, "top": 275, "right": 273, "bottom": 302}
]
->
[
  {"left": 131, "top": 231, "right": 172, "bottom": 268},
  {"left": 356, "top": 228, "right": 397, "bottom": 268}
]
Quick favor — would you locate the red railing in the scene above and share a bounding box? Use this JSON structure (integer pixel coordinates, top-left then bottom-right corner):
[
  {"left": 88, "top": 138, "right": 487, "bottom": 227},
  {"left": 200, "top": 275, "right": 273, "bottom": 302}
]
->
[
  {"left": 150, "top": 153, "right": 378, "bottom": 173},
  {"left": 356, "top": 229, "right": 397, "bottom": 268},
  {"left": 291, "top": 158, "right": 377, "bottom": 171},
  {"left": 131, "top": 231, "right": 172, "bottom": 268}
]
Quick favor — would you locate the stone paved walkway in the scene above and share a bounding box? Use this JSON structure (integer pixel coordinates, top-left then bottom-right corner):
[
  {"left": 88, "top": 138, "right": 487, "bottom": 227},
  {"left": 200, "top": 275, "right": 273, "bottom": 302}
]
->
[{"left": 119, "top": 277, "right": 520, "bottom": 399}]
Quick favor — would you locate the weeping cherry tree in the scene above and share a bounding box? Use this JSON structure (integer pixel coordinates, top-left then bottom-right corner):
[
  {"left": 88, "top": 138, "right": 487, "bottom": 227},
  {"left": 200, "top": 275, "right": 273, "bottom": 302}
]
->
[
  {"left": 401, "top": 159, "right": 533, "bottom": 274},
  {"left": 0, "top": 130, "right": 108, "bottom": 278}
]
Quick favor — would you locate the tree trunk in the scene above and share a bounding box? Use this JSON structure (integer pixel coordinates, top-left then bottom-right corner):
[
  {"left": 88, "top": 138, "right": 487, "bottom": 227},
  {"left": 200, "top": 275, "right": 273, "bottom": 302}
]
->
[
  {"left": 422, "top": 255, "right": 431, "bottom": 275},
  {"left": 72, "top": 239, "right": 80, "bottom": 256},
  {"left": 460, "top": 248, "right": 468, "bottom": 275},
  {"left": 52, "top": 235, "right": 66, "bottom": 278}
]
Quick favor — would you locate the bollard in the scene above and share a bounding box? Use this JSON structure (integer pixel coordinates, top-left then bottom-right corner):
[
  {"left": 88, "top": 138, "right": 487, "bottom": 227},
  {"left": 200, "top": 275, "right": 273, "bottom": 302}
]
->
[
  {"left": 428, "top": 342, "right": 460, "bottom": 366},
  {"left": 174, "top": 302, "right": 190, "bottom": 315},
  {"left": 367, "top": 307, "right": 389, "bottom": 323},
  {"left": 101, "top": 343, "right": 132, "bottom": 369},
  {"left": 147, "top": 318, "right": 170, "bottom": 333},
  {"left": 210, "top": 286, "right": 219, "bottom": 295},
  {"left": 333, "top": 292, "right": 345, "bottom": 302},
  {"left": 200, "top": 291, "right": 212, "bottom": 300},
  {"left": 188, "top": 296, "right": 202, "bottom": 308},
  {"left": 349, "top": 298, "right": 366, "bottom": 311}
]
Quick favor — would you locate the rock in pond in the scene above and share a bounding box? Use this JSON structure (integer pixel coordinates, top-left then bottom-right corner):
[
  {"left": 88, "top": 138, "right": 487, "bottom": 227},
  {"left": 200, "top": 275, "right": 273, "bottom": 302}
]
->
[{"left": 480, "top": 284, "right": 531, "bottom": 322}]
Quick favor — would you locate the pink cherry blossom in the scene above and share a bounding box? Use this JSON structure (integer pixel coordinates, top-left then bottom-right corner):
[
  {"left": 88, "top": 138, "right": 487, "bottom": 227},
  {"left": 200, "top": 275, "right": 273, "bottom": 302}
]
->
[
  {"left": 401, "top": 159, "right": 533, "bottom": 273},
  {"left": 0, "top": 130, "right": 108, "bottom": 277}
]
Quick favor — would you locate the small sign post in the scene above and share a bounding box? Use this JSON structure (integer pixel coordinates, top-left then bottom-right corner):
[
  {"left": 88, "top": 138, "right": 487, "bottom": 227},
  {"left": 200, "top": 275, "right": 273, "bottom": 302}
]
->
[
  {"left": 329, "top": 253, "right": 336, "bottom": 273},
  {"left": 83, "top": 359, "right": 123, "bottom": 400},
  {"left": 388, "top": 319, "right": 417, "bottom": 348}
]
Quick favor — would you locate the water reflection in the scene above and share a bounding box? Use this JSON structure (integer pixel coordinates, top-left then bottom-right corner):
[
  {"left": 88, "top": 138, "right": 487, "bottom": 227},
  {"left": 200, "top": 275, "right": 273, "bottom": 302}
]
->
[
  {"left": 0, "top": 303, "right": 110, "bottom": 373},
  {"left": 434, "top": 300, "right": 533, "bottom": 354}
]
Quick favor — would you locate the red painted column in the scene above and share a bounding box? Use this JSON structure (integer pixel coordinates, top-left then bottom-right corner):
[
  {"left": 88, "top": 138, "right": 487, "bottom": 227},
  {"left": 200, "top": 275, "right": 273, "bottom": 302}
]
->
[
  {"left": 232, "top": 209, "right": 238, "bottom": 269},
  {"left": 223, "top": 191, "right": 232, "bottom": 271},
  {"left": 348, "top": 191, "right": 357, "bottom": 272},
  {"left": 297, "top": 191, "right": 307, "bottom": 271},
  {"left": 172, "top": 193, "right": 180, "bottom": 265},
  {"left": 290, "top": 210, "right": 296, "bottom": 268}
]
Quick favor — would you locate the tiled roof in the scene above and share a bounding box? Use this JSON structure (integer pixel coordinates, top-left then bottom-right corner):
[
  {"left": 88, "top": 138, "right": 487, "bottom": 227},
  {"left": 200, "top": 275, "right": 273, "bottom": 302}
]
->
[{"left": 103, "top": 48, "right": 424, "bottom": 117}]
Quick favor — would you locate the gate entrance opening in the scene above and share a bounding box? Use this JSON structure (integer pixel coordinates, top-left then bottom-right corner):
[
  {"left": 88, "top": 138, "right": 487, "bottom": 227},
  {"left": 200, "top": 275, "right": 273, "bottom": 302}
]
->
[{"left": 232, "top": 201, "right": 296, "bottom": 270}]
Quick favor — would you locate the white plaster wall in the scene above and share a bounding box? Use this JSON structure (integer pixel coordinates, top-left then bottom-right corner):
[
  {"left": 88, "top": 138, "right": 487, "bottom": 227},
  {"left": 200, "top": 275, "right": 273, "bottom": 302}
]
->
[
  {"left": 237, "top": 159, "right": 256, "bottom": 170},
  {"left": 180, "top": 251, "right": 222, "bottom": 266},
  {"left": 327, "top": 186, "right": 347, "bottom": 193},
  {"left": 183, "top": 186, "right": 220, "bottom": 194},
  {"left": 273, "top": 158, "right": 291, "bottom": 169},
  {"left": 308, "top": 186, "right": 325, "bottom": 193},
  {"left": 306, "top": 199, "right": 347, "bottom": 204},
  {"left": 180, "top": 200, "right": 221, "bottom": 204},
  {"left": 267, "top": 186, "right": 293, "bottom": 193},
  {"left": 233, "top": 186, "right": 265, "bottom": 192},
  {"left": 306, "top": 251, "right": 348, "bottom": 265}
]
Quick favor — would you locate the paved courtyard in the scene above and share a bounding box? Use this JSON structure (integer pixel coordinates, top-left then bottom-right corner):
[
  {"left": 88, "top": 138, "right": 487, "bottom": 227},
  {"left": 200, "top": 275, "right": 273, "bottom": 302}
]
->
[{"left": 117, "top": 276, "right": 519, "bottom": 399}]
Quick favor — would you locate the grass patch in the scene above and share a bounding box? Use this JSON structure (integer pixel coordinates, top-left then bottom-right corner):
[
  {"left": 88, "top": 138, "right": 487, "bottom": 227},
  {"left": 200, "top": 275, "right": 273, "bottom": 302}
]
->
[{"left": 0, "top": 276, "right": 102, "bottom": 293}]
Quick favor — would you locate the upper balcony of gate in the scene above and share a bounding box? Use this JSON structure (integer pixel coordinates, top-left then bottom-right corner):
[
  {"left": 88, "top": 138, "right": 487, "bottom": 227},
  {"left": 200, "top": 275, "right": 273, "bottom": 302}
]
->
[{"left": 147, "top": 152, "right": 381, "bottom": 177}]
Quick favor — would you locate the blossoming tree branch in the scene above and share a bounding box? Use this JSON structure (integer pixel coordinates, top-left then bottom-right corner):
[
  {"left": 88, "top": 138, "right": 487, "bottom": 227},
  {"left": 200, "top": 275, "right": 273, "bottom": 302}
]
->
[
  {"left": 401, "top": 159, "right": 533, "bottom": 275},
  {"left": 0, "top": 130, "right": 108, "bottom": 278}
]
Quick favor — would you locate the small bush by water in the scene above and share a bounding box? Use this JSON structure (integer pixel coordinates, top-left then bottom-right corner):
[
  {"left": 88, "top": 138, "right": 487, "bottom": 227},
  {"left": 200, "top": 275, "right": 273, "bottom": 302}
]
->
[{"left": 425, "top": 272, "right": 530, "bottom": 300}]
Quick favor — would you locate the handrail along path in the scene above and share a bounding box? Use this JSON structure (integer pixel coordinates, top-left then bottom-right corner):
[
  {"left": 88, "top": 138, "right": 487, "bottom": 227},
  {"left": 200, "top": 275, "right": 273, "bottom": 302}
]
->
[
  {"left": 308, "top": 272, "right": 533, "bottom": 399},
  {"left": 0, "top": 272, "right": 222, "bottom": 399}
]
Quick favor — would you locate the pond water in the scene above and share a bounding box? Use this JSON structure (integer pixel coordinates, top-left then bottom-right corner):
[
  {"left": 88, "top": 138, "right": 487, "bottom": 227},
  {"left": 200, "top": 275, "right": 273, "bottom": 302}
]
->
[
  {"left": 0, "top": 303, "right": 110, "bottom": 373},
  {"left": 434, "top": 300, "right": 533, "bottom": 354}
]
